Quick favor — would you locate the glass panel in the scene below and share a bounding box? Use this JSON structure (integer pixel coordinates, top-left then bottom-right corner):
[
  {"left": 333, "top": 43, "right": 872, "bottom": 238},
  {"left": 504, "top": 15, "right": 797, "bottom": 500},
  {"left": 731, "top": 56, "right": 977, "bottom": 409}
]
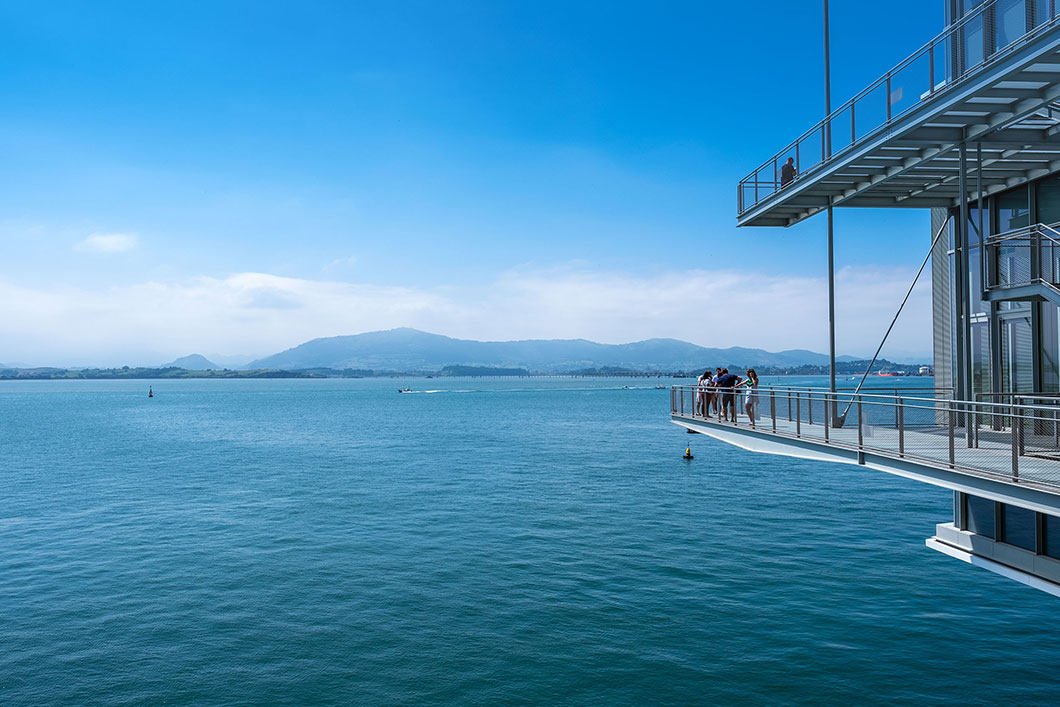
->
[
  {"left": 1001, "top": 315, "right": 1034, "bottom": 393},
  {"left": 1037, "top": 174, "right": 1060, "bottom": 226},
  {"left": 998, "top": 185, "right": 1031, "bottom": 232},
  {"left": 968, "top": 207, "right": 984, "bottom": 246},
  {"left": 1034, "top": 0, "right": 1052, "bottom": 25},
  {"left": 1003, "top": 504, "right": 1037, "bottom": 551},
  {"left": 969, "top": 246, "right": 988, "bottom": 313},
  {"left": 1042, "top": 302, "right": 1060, "bottom": 393},
  {"left": 967, "top": 495, "right": 996, "bottom": 538},
  {"left": 1045, "top": 515, "right": 1060, "bottom": 559},
  {"left": 971, "top": 322, "right": 992, "bottom": 395},
  {"left": 962, "top": 14, "right": 985, "bottom": 70},
  {"left": 993, "top": 0, "right": 1029, "bottom": 52}
]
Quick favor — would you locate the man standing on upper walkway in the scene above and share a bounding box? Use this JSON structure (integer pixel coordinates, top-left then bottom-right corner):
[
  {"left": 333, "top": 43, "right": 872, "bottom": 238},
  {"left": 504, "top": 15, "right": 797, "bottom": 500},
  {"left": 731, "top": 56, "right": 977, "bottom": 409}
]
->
[{"left": 780, "top": 157, "right": 796, "bottom": 188}]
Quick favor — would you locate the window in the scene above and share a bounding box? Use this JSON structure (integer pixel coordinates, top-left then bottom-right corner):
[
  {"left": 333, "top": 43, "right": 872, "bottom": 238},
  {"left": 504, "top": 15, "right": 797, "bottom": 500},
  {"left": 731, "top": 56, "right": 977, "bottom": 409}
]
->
[
  {"left": 966, "top": 495, "right": 996, "bottom": 538},
  {"left": 1001, "top": 315, "right": 1034, "bottom": 393},
  {"left": 1037, "top": 174, "right": 1060, "bottom": 226},
  {"left": 997, "top": 185, "right": 1031, "bottom": 232},
  {"left": 1002, "top": 504, "right": 1037, "bottom": 551},
  {"left": 1044, "top": 515, "right": 1060, "bottom": 559}
]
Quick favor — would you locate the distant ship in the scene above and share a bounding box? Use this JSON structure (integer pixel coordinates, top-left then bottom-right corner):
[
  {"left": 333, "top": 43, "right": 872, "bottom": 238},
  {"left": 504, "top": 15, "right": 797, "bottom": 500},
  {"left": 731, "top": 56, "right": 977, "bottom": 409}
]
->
[{"left": 877, "top": 372, "right": 900, "bottom": 377}]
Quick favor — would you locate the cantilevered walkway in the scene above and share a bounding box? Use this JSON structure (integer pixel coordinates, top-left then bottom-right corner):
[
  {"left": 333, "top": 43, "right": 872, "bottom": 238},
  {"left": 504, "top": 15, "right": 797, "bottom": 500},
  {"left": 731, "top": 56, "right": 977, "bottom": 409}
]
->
[{"left": 671, "top": 385, "right": 1060, "bottom": 513}]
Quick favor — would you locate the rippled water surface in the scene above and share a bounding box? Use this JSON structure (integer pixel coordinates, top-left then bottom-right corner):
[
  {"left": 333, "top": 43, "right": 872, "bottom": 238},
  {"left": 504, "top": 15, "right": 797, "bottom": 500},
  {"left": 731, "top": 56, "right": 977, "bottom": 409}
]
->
[{"left": 1, "top": 376, "right": 1057, "bottom": 705}]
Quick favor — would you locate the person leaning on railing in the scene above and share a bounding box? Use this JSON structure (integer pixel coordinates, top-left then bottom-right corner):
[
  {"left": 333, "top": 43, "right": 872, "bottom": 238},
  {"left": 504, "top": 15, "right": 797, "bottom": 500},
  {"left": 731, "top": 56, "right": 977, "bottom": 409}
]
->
[{"left": 715, "top": 369, "right": 743, "bottom": 423}]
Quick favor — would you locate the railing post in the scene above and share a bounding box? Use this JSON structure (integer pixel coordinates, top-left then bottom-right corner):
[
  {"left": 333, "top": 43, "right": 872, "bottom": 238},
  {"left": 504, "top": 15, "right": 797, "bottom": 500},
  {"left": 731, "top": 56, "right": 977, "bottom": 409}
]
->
[
  {"left": 949, "top": 404, "right": 956, "bottom": 468},
  {"left": 808, "top": 392, "right": 813, "bottom": 426},
  {"left": 929, "top": 44, "right": 935, "bottom": 93},
  {"left": 770, "top": 390, "right": 776, "bottom": 432},
  {"left": 851, "top": 102, "right": 856, "bottom": 143},
  {"left": 824, "top": 394, "right": 830, "bottom": 442},
  {"left": 796, "top": 392, "right": 801, "bottom": 437},
  {"left": 680, "top": 387, "right": 684, "bottom": 416},
  {"left": 1019, "top": 409, "right": 1026, "bottom": 456},
  {"left": 894, "top": 392, "right": 900, "bottom": 428},
  {"left": 857, "top": 396, "right": 864, "bottom": 449},
  {"left": 787, "top": 388, "right": 792, "bottom": 421},
  {"left": 898, "top": 398, "right": 905, "bottom": 457},
  {"left": 1012, "top": 403, "right": 1020, "bottom": 481},
  {"left": 671, "top": 387, "right": 675, "bottom": 414}
]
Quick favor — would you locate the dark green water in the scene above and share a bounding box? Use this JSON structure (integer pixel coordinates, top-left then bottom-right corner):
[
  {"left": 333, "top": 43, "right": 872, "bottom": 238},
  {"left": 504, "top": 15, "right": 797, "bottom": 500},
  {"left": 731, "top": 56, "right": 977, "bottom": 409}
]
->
[{"left": 0, "top": 376, "right": 1055, "bottom": 705}]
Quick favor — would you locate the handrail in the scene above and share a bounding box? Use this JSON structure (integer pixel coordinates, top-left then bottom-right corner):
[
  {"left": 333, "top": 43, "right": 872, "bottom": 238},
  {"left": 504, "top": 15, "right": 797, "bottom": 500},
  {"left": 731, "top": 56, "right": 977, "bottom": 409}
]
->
[
  {"left": 738, "top": 0, "right": 1060, "bottom": 215},
  {"left": 673, "top": 385, "right": 1056, "bottom": 415},
  {"left": 986, "top": 222, "right": 1060, "bottom": 247}
]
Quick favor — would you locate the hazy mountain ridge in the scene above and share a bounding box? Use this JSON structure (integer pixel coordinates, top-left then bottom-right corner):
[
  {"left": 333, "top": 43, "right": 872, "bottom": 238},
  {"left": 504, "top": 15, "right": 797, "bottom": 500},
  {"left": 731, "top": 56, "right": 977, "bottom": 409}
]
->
[
  {"left": 245, "top": 328, "right": 866, "bottom": 372},
  {"left": 163, "top": 354, "right": 220, "bottom": 370}
]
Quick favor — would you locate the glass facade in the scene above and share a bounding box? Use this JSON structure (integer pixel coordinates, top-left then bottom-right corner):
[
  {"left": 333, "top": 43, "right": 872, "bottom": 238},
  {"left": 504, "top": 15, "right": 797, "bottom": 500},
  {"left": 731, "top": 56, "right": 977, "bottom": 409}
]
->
[
  {"left": 960, "top": 496, "right": 1051, "bottom": 556},
  {"left": 952, "top": 0, "right": 1056, "bottom": 70},
  {"left": 947, "top": 170, "right": 1060, "bottom": 404}
]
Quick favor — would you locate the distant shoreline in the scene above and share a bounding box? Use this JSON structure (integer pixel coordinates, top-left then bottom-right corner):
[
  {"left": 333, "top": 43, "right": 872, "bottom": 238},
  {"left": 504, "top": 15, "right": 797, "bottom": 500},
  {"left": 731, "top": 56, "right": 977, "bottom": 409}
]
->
[{"left": 0, "top": 362, "right": 933, "bottom": 381}]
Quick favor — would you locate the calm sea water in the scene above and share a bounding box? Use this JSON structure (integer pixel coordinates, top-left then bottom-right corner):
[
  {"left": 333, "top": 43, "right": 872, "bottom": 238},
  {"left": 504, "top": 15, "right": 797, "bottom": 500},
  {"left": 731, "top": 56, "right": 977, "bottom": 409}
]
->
[{"left": 1, "top": 375, "right": 1056, "bottom": 705}]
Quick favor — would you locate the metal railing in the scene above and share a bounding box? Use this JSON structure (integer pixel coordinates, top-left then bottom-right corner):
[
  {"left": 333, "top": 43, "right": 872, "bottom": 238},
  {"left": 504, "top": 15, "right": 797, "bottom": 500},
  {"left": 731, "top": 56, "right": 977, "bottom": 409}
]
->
[
  {"left": 985, "top": 222, "right": 1060, "bottom": 291},
  {"left": 738, "top": 0, "right": 1060, "bottom": 215},
  {"left": 671, "top": 385, "right": 1060, "bottom": 488}
]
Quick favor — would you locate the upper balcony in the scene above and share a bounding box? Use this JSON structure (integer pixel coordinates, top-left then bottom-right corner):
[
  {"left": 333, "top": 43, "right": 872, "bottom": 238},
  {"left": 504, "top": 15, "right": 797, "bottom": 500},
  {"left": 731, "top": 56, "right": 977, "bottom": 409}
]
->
[{"left": 738, "top": 0, "right": 1060, "bottom": 227}]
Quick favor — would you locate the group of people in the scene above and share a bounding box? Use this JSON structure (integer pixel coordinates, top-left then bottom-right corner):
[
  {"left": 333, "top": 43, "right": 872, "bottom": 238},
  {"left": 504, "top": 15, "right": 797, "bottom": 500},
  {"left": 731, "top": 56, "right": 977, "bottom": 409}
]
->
[{"left": 695, "top": 368, "right": 760, "bottom": 427}]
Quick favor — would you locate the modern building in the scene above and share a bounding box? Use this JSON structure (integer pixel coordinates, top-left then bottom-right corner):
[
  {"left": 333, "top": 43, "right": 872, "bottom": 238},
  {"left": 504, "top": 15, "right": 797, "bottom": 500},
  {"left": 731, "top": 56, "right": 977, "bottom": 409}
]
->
[{"left": 673, "top": 0, "right": 1060, "bottom": 595}]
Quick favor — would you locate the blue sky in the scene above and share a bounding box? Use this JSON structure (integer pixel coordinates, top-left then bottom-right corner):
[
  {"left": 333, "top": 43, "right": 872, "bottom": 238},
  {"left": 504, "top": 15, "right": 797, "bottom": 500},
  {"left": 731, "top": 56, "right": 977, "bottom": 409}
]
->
[{"left": 0, "top": 1, "right": 943, "bottom": 365}]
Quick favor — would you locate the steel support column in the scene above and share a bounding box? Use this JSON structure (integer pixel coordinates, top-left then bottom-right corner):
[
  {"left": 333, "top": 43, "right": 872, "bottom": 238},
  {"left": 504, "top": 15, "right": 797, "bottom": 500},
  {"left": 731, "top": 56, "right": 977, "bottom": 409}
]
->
[
  {"left": 825, "top": 0, "right": 838, "bottom": 425},
  {"left": 960, "top": 142, "right": 974, "bottom": 447}
]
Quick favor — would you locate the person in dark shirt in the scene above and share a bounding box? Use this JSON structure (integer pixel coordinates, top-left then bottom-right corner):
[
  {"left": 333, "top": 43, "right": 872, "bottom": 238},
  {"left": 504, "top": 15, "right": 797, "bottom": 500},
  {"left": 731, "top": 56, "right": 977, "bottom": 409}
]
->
[
  {"left": 780, "top": 157, "right": 796, "bottom": 187},
  {"left": 716, "top": 369, "right": 743, "bottom": 423}
]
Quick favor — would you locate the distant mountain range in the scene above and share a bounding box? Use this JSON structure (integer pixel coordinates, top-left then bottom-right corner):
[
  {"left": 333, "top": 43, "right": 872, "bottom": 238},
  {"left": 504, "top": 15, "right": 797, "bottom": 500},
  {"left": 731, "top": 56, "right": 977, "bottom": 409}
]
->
[
  {"left": 163, "top": 354, "right": 220, "bottom": 370},
  {"left": 244, "top": 328, "right": 865, "bottom": 373}
]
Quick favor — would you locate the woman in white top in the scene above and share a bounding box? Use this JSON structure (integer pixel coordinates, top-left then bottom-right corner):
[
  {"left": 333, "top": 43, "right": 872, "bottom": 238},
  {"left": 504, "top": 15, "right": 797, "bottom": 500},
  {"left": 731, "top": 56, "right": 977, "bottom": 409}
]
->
[{"left": 739, "top": 368, "right": 760, "bottom": 427}]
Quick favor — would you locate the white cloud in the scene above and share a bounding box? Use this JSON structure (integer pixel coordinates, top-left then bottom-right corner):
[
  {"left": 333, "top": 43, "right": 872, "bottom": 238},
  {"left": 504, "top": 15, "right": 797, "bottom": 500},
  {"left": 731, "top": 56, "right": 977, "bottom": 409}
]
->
[
  {"left": 0, "top": 265, "right": 932, "bottom": 366},
  {"left": 75, "top": 232, "right": 138, "bottom": 253},
  {"left": 326, "top": 255, "right": 357, "bottom": 270}
]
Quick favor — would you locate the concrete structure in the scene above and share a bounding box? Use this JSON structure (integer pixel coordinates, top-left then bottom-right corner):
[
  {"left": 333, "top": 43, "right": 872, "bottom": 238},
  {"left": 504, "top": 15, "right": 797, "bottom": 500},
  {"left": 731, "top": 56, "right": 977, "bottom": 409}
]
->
[{"left": 680, "top": 0, "right": 1060, "bottom": 596}]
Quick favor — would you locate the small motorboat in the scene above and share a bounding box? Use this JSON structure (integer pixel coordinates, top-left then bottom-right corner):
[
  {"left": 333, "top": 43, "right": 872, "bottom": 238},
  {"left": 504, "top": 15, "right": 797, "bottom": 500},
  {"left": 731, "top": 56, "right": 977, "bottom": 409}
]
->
[{"left": 398, "top": 388, "right": 413, "bottom": 393}]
